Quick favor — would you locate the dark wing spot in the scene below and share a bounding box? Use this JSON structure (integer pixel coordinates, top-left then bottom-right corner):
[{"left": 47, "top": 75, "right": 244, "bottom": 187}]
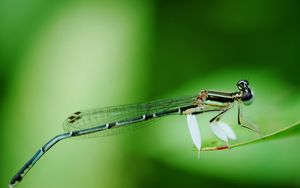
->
[
  {"left": 68, "top": 111, "right": 82, "bottom": 123},
  {"left": 69, "top": 119, "right": 75, "bottom": 123}
]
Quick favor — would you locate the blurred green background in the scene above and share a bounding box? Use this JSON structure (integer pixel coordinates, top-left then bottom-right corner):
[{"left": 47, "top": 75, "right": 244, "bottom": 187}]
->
[{"left": 1, "top": 0, "right": 300, "bottom": 188}]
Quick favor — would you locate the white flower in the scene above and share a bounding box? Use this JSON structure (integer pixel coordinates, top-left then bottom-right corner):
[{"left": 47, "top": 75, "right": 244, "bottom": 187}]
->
[
  {"left": 186, "top": 114, "right": 201, "bottom": 158},
  {"left": 210, "top": 121, "right": 237, "bottom": 142},
  {"left": 186, "top": 114, "right": 237, "bottom": 158}
]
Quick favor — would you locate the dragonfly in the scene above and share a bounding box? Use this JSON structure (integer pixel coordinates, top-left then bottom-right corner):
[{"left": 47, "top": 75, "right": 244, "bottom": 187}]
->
[{"left": 9, "top": 80, "right": 258, "bottom": 187}]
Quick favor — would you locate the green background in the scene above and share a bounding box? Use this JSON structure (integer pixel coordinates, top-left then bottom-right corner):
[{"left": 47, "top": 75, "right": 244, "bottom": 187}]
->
[{"left": 1, "top": 1, "right": 300, "bottom": 188}]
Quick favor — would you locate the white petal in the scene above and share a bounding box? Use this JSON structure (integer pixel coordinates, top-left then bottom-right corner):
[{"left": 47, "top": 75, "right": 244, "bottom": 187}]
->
[
  {"left": 210, "top": 122, "right": 228, "bottom": 142},
  {"left": 186, "top": 114, "right": 201, "bottom": 152},
  {"left": 218, "top": 121, "right": 237, "bottom": 140}
]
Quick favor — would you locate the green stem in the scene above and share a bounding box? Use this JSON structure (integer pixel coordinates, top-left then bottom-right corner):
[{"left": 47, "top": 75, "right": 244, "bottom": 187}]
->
[{"left": 201, "top": 120, "right": 300, "bottom": 151}]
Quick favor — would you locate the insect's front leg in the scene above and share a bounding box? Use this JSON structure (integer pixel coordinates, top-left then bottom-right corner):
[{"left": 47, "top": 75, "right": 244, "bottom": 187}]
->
[{"left": 237, "top": 101, "right": 260, "bottom": 133}]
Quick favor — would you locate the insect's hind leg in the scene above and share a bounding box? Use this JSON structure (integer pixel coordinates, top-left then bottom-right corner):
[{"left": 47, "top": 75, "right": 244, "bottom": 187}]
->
[{"left": 209, "top": 108, "right": 230, "bottom": 123}]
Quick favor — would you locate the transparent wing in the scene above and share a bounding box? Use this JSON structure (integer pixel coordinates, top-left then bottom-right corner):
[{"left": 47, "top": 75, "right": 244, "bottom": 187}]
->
[{"left": 62, "top": 95, "right": 197, "bottom": 138}]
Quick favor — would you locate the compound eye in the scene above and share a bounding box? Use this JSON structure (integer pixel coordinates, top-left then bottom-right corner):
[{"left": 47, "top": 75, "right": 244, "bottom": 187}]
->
[
  {"left": 237, "top": 80, "right": 249, "bottom": 90},
  {"left": 241, "top": 92, "right": 253, "bottom": 105}
]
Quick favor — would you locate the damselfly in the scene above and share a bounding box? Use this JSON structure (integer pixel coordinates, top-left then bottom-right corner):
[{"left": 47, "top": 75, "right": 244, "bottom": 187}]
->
[{"left": 9, "top": 80, "right": 257, "bottom": 187}]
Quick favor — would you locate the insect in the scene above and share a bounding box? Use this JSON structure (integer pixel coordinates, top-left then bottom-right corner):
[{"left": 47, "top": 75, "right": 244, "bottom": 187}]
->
[{"left": 9, "top": 80, "right": 257, "bottom": 187}]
